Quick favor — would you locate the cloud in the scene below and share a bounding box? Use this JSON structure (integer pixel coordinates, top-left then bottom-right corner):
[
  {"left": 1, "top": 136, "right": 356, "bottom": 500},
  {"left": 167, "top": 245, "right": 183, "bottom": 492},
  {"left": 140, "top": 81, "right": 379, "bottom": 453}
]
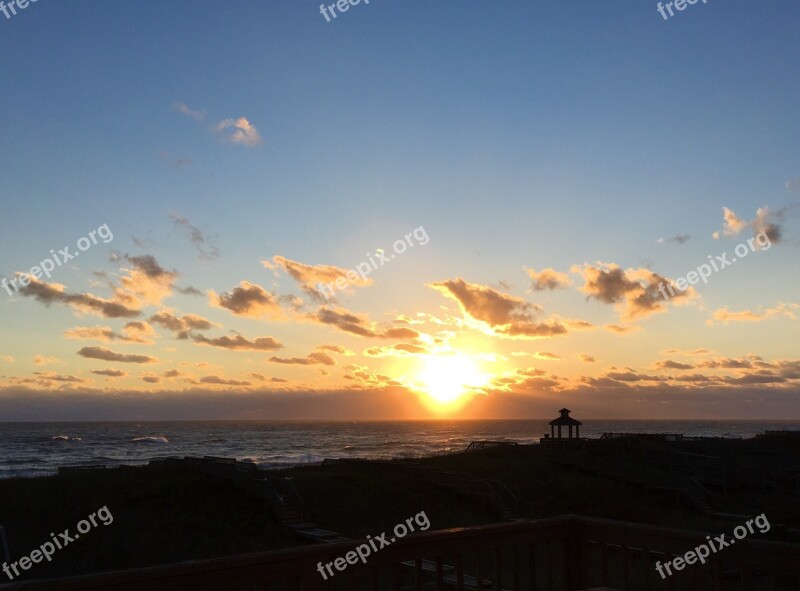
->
[
  {"left": 712, "top": 205, "right": 793, "bottom": 243},
  {"left": 64, "top": 322, "right": 156, "bottom": 344},
  {"left": 209, "top": 281, "right": 284, "bottom": 319},
  {"left": 172, "top": 101, "right": 206, "bottom": 122},
  {"left": 342, "top": 364, "right": 400, "bottom": 388},
  {"left": 163, "top": 369, "right": 187, "bottom": 378},
  {"left": 265, "top": 256, "right": 372, "bottom": 302},
  {"left": 697, "top": 357, "right": 756, "bottom": 369},
  {"left": 712, "top": 207, "right": 748, "bottom": 239},
  {"left": 311, "top": 307, "right": 420, "bottom": 339},
  {"left": 32, "top": 372, "right": 88, "bottom": 384},
  {"left": 429, "top": 278, "right": 568, "bottom": 339},
  {"left": 18, "top": 278, "right": 142, "bottom": 319},
  {"left": 364, "top": 343, "right": 430, "bottom": 357},
  {"left": 706, "top": 303, "right": 800, "bottom": 325},
  {"left": 752, "top": 206, "right": 783, "bottom": 244},
  {"left": 315, "top": 345, "right": 355, "bottom": 356},
  {"left": 177, "top": 286, "right": 203, "bottom": 296},
  {"left": 174, "top": 102, "right": 261, "bottom": 148},
  {"left": 525, "top": 268, "right": 572, "bottom": 291},
  {"left": 572, "top": 262, "right": 694, "bottom": 321},
  {"left": 91, "top": 369, "right": 127, "bottom": 377},
  {"left": 579, "top": 354, "right": 596, "bottom": 363},
  {"left": 158, "top": 152, "right": 192, "bottom": 169},
  {"left": 604, "top": 370, "right": 664, "bottom": 383},
  {"left": 191, "top": 333, "right": 284, "bottom": 351},
  {"left": 603, "top": 324, "right": 642, "bottom": 334},
  {"left": 77, "top": 347, "right": 157, "bottom": 364},
  {"left": 214, "top": 117, "right": 262, "bottom": 147},
  {"left": 119, "top": 255, "right": 178, "bottom": 306},
  {"left": 655, "top": 360, "right": 694, "bottom": 370},
  {"left": 149, "top": 312, "right": 216, "bottom": 337},
  {"left": 199, "top": 375, "right": 251, "bottom": 386},
  {"left": 511, "top": 351, "right": 561, "bottom": 360},
  {"left": 269, "top": 352, "right": 336, "bottom": 366},
  {"left": 657, "top": 234, "right": 690, "bottom": 245},
  {"left": 34, "top": 355, "right": 62, "bottom": 365},
  {"left": 170, "top": 214, "right": 220, "bottom": 260},
  {"left": 662, "top": 347, "right": 711, "bottom": 356}
]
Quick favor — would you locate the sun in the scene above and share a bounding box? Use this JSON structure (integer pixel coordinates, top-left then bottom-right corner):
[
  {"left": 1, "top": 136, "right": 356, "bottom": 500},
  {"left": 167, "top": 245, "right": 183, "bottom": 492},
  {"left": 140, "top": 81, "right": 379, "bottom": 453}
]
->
[{"left": 414, "top": 352, "right": 491, "bottom": 411}]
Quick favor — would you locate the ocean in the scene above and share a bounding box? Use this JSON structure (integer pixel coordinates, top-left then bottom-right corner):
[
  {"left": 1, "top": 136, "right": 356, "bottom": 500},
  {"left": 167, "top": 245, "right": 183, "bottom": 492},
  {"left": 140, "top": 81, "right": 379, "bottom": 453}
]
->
[{"left": 1, "top": 419, "right": 799, "bottom": 479}]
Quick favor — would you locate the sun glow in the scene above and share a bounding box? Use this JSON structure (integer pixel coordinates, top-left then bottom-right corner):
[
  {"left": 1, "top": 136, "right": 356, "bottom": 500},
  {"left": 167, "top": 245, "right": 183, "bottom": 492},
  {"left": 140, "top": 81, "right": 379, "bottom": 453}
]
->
[{"left": 414, "top": 352, "right": 491, "bottom": 411}]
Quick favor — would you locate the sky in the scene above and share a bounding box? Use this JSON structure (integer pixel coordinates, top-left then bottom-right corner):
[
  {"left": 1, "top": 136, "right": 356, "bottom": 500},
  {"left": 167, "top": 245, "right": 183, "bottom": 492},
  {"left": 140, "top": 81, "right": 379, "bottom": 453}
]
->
[{"left": 0, "top": 0, "right": 798, "bottom": 420}]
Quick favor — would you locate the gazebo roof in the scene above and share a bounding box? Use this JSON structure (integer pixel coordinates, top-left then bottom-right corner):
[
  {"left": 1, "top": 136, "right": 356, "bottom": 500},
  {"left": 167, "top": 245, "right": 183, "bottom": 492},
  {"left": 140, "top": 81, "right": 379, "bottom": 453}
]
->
[{"left": 549, "top": 408, "right": 582, "bottom": 426}]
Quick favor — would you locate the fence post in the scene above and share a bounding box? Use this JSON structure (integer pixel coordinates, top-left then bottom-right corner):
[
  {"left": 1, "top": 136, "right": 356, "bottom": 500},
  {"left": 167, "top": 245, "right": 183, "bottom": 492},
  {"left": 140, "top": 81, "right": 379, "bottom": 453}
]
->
[{"left": 0, "top": 525, "right": 9, "bottom": 563}]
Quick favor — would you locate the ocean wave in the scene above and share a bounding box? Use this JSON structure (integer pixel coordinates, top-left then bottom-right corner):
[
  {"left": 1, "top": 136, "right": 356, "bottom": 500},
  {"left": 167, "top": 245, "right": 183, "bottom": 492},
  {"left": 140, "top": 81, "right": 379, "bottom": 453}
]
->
[
  {"left": 131, "top": 436, "right": 169, "bottom": 444},
  {"left": 51, "top": 435, "right": 82, "bottom": 442}
]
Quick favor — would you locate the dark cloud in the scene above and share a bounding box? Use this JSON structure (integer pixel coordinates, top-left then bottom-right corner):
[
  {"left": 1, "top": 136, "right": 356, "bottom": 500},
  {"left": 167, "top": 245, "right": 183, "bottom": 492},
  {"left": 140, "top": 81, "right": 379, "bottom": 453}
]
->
[
  {"left": 170, "top": 213, "right": 219, "bottom": 260},
  {"left": 199, "top": 376, "right": 251, "bottom": 386},
  {"left": 573, "top": 263, "right": 693, "bottom": 321},
  {"left": 657, "top": 234, "right": 690, "bottom": 245},
  {"left": 18, "top": 279, "right": 142, "bottom": 319},
  {"left": 149, "top": 312, "right": 216, "bottom": 335},
  {"left": 210, "top": 281, "right": 283, "bottom": 319},
  {"left": 269, "top": 352, "right": 336, "bottom": 366},
  {"left": 655, "top": 360, "right": 694, "bottom": 370},
  {"left": 312, "top": 307, "right": 420, "bottom": 339},
  {"left": 191, "top": 333, "right": 284, "bottom": 351},
  {"left": 91, "top": 369, "right": 127, "bottom": 377},
  {"left": 77, "top": 347, "right": 157, "bottom": 364},
  {"left": 32, "top": 372, "right": 87, "bottom": 383}
]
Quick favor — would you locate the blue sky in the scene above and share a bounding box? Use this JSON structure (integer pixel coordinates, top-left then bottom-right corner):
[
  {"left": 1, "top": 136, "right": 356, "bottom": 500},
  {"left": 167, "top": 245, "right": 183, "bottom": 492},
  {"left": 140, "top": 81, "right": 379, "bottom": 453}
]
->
[{"left": 1, "top": 0, "right": 798, "bottom": 420}]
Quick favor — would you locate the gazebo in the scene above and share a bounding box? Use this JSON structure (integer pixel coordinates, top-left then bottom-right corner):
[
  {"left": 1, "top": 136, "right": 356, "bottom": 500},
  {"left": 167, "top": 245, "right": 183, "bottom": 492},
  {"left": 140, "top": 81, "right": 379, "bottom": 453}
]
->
[{"left": 549, "top": 408, "right": 581, "bottom": 439}]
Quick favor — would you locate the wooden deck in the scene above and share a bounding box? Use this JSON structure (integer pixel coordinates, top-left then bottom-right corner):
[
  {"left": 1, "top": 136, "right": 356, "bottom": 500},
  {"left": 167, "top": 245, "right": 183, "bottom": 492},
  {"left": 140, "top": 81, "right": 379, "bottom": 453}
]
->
[{"left": 4, "top": 515, "right": 800, "bottom": 590}]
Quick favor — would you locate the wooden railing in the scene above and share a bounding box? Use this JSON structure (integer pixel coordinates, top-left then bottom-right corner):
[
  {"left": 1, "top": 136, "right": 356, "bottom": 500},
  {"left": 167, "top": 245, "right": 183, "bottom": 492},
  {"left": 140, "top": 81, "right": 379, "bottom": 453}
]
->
[{"left": 4, "top": 515, "right": 800, "bottom": 590}]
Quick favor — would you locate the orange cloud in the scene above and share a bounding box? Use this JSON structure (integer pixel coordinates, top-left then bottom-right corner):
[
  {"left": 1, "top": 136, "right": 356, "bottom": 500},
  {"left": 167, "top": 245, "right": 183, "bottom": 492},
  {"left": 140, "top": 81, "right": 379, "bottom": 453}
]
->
[
  {"left": 525, "top": 267, "right": 572, "bottom": 291},
  {"left": 429, "top": 278, "right": 568, "bottom": 339}
]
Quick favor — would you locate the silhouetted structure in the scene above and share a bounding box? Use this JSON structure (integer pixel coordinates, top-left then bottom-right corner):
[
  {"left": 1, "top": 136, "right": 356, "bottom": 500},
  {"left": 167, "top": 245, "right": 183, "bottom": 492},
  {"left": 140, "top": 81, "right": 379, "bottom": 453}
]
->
[{"left": 549, "top": 408, "right": 581, "bottom": 439}]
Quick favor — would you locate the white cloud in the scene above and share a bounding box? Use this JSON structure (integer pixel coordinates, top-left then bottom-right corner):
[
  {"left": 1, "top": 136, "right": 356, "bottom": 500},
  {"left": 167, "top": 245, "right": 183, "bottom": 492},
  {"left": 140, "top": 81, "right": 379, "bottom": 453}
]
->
[{"left": 214, "top": 117, "right": 263, "bottom": 147}]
